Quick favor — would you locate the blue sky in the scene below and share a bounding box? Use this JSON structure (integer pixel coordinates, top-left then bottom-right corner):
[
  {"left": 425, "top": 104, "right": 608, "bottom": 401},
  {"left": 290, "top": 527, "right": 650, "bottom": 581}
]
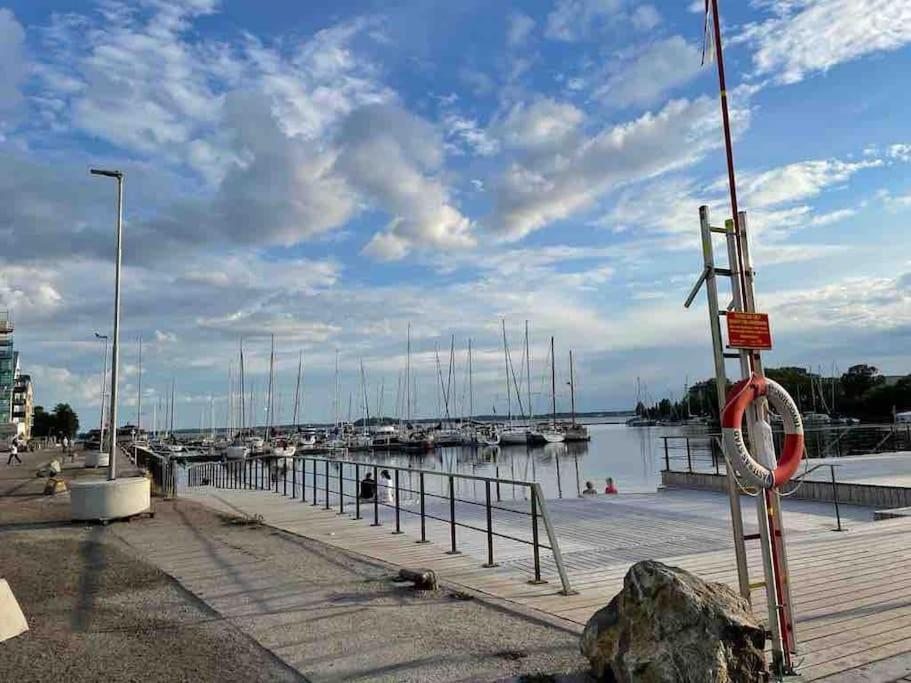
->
[{"left": 0, "top": 0, "right": 909, "bottom": 428}]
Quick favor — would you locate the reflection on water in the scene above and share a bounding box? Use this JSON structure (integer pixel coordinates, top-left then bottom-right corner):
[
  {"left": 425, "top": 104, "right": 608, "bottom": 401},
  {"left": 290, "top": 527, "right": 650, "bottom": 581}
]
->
[{"left": 341, "top": 422, "right": 671, "bottom": 500}]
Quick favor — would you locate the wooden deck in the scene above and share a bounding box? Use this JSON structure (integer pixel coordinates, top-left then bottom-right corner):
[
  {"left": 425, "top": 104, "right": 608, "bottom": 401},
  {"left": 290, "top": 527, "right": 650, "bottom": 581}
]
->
[{"left": 182, "top": 484, "right": 911, "bottom": 681}]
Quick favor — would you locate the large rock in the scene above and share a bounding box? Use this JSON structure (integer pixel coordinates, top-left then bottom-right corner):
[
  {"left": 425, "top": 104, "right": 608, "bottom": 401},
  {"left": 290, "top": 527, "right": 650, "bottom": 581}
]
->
[{"left": 581, "top": 560, "right": 767, "bottom": 682}]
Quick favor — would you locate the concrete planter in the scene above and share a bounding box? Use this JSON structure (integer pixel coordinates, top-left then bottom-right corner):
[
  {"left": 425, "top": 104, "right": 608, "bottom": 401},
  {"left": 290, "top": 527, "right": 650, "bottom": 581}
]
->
[
  {"left": 70, "top": 476, "right": 151, "bottom": 521},
  {"left": 84, "top": 451, "right": 110, "bottom": 468}
]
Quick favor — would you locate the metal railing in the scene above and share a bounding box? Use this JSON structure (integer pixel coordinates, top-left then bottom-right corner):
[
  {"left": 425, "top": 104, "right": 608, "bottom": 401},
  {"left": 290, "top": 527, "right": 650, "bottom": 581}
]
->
[
  {"left": 132, "top": 444, "right": 177, "bottom": 499},
  {"left": 186, "top": 454, "right": 575, "bottom": 594},
  {"left": 662, "top": 423, "right": 911, "bottom": 474}
]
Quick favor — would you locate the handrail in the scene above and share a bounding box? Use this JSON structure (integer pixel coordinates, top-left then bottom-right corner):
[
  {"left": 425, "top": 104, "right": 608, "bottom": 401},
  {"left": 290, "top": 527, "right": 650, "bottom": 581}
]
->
[{"left": 185, "top": 453, "right": 575, "bottom": 594}]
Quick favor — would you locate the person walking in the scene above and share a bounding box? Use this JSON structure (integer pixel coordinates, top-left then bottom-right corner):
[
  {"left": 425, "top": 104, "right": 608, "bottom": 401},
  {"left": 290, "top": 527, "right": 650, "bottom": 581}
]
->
[{"left": 6, "top": 439, "right": 21, "bottom": 466}]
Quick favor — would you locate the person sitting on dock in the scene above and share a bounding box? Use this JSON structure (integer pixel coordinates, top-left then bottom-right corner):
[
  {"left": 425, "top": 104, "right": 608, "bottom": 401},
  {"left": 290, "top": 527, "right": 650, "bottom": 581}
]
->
[
  {"left": 359, "top": 472, "right": 376, "bottom": 500},
  {"left": 379, "top": 469, "right": 395, "bottom": 504},
  {"left": 604, "top": 477, "right": 618, "bottom": 494},
  {"left": 582, "top": 481, "right": 597, "bottom": 495}
]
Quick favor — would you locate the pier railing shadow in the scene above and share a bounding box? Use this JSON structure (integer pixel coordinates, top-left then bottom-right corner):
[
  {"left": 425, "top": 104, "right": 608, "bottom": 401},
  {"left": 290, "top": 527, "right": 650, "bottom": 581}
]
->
[{"left": 185, "top": 454, "right": 576, "bottom": 595}]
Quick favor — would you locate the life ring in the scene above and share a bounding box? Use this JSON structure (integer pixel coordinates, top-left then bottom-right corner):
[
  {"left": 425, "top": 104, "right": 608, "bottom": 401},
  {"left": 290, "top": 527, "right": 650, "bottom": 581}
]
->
[{"left": 721, "top": 374, "right": 804, "bottom": 489}]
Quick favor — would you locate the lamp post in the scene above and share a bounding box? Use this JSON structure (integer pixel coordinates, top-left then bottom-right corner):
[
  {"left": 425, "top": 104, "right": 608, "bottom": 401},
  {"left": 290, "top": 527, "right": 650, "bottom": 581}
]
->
[
  {"left": 94, "top": 332, "right": 109, "bottom": 454},
  {"left": 91, "top": 168, "right": 124, "bottom": 481}
]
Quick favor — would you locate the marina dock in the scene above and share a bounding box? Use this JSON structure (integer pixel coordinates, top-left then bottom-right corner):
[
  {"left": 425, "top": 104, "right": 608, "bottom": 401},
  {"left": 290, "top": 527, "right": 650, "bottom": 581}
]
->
[{"left": 182, "top": 460, "right": 911, "bottom": 681}]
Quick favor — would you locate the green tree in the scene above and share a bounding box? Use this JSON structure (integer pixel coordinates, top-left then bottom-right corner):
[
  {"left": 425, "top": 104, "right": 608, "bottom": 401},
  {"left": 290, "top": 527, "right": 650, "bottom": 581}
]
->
[
  {"left": 52, "top": 403, "right": 79, "bottom": 438},
  {"left": 841, "top": 364, "right": 884, "bottom": 401},
  {"left": 32, "top": 405, "right": 54, "bottom": 437}
]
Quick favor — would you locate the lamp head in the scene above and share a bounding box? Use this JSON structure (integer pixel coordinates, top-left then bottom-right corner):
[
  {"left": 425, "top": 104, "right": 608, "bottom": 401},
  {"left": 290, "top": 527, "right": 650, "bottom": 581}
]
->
[{"left": 90, "top": 168, "right": 123, "bottom": 179}]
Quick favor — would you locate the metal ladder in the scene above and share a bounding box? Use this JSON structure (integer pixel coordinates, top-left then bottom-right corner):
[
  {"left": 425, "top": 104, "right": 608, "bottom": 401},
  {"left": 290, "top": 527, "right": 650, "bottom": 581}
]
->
[{"left": 685, "top": 206, "right": 798, "bottom": 676}]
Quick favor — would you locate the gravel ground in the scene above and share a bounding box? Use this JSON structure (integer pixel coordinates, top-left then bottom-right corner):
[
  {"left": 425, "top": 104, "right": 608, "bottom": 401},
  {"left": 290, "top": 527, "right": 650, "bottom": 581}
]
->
[{"left": 1, "top": 456, "right": 592, "bottom": 683}]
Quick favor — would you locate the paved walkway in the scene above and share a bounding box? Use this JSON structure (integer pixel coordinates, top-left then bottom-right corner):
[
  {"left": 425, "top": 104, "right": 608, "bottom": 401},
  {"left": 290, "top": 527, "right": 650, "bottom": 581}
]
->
[{"left": 182, "top": 479, "right": 911, "bottom": 681}]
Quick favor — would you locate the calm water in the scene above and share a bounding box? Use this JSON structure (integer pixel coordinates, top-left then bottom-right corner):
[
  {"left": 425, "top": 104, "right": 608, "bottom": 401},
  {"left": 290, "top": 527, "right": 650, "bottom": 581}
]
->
[{"left": 352, "top": 422, "right": 686, "bottom": 500}]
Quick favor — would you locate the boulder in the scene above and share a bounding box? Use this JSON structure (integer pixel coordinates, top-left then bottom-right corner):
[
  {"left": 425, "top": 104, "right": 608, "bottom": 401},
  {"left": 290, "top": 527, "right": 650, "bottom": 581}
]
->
[
  {"left": 43, "top": 477, "right": 68, "bottom": 496},
  {"left": 581, "top": 560, "right": 767, "bottom": 682},
  {"left": 397, "top": 568, "right": 438, "bottom": 590}
]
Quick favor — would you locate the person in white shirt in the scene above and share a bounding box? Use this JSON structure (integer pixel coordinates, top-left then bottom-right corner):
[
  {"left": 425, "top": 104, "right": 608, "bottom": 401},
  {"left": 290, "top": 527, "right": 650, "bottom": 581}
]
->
[
  {"left": 6, "top": 440, "right": 20, "bottom": 465},
  {"left": 379, "top": 469, "right": 395, "bottom": 504}
]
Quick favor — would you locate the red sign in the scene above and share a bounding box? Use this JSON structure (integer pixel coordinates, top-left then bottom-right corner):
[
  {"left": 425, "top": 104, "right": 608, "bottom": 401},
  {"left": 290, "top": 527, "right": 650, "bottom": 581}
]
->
[{"left": 726, "top": 311, "right": 772, "bottom": 350}]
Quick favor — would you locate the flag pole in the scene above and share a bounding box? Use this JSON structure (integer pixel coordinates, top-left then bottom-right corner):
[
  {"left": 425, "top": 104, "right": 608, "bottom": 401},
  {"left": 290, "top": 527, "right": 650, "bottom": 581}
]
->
[{"left": 708, "top": 0, "right": 749, "bottom": 313}]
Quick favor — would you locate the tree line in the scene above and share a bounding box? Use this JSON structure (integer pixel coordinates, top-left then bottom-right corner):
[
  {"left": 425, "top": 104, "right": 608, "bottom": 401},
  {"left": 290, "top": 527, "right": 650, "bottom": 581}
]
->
[
  {"left": 636, "top": 365, "right": 910, "bottom": 423},
  {"left": 31, "top": 403, "right": 80, "bottom": 439}
]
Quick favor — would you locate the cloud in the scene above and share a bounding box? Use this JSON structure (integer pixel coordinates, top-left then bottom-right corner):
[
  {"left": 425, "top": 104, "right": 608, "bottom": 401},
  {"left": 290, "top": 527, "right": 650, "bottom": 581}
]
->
[
  {"left": 507, "top": 12, "right": 536, "bottom": 47},
  {"left": 741, "top": 0, "right": 911, "bottom": 84},
  {"left": 499, "top": 98, "right": 585, "bottom": 151},
  {"left": 545, "top": 0, "right": 624, "bottom": 42},
  {"left": 490, "top": 95, "right": 749, "bottom": 240},
  {"left": 336, "top": 104, "right": 476, "bottom": 259},
  {"left": 596, "top": 36, "right": 703, "bottom": 107},
  {"left": 0, "top": 9, "right": 26, "bottom": 133},
  {"left": 631, "top": 5, "right": 661, "bottom": 31},
  {"left": 739, "top": 158, "right": 882, "bottom": 208}
]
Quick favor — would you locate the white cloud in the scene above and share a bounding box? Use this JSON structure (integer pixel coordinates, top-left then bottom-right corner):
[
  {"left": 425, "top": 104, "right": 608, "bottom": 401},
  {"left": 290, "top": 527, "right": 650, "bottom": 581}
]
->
[
  {"left": 596, "top": 36, "right": 703, "bottom": 107},
  {"left": 888, "top": 144, "right": 911, "bottom": 163},
  {"left": 337, "top": 105, "right": 476, "bottom": 259},
  {"left": 443, "top": 114, "right": 499, "bottom": 157},
  {"left": 507, "top": 12, "right": 536, "bottom": 47},
  {"left": 0, "top": 9, "right": 26, "bottom": 131},
  {"left": 740, "top": 158, "right": 882, "bottom": 208},
  {"left": 491, "top": 95, "right": 749, "bottom": 240},
  {"left": 500, "top": 98, "right": 584, "bottom": 151},
  {"left": 545, "top": 0, "right": 624, "bottom": 41},
  {"left": 631, "top": 4, "right": 661, "bottom": 31},
  {"left": 741, "top": 0, "right": 911, "bottom": 84}
]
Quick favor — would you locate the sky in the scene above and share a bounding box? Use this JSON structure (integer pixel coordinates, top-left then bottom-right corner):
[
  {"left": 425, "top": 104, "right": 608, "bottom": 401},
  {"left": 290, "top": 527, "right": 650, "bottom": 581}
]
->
[{"left": 0, "top": 0, "right": 909, "bottom": 430}]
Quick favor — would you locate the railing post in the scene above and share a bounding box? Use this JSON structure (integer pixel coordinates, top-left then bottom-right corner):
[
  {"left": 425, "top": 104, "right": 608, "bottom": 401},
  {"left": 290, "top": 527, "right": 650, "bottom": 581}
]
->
[
  {"left": 686, "top": 437, "right": 693, "bottom": 473},
  {"left": 446, "top": 474, "right": 460, "bottom": 555},
  {"left": 830, "top": 465, "right": 843, "bottom": 532},
  {"left": 312, "top": 458, "right": 317, "bottom": 505},
  {"left": 338, "top": 463, "right": 345, "bottom": 515},
  {"left": 371, "top": 465, "right": 381, "bottom": 526},
  {"left": 283, "top": 459, "right": 288, "bottom": 496},
  {"left": 393, "top": 469, "right": 403, "bottom": 534},
  {"left": 292, "top": 457, "right": 297, "bottom": 498},
  {"left": 324, "top": 460, "right": 330, "bottom": 510},
  {"left": 483, "top": 480, "right": 497, "bottom": 567},
  {"left": 355, "top": 463, "right": 361, "bottom": 519},
  {"left": 528, "top": 488, "right": 545, "bottom": 584},
  {"left": 274, "top": 459, "right": 279, "bottom": 494},
  {"left": 663, "top": 436, "right": 670, "bottom": 471},
  {"left": 533, "top": 482, "right": 575, "bottom": 594},
  {"left": 417, "top": 471, "right": 428, "bottom": 543}
]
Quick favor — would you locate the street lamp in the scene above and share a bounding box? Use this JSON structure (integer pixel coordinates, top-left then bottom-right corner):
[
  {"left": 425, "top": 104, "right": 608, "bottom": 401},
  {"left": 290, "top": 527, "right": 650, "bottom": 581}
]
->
[
  {"left": 94, "top": 332, "right": 109, "bottom": 455},
  {"left": 91, "top": 168, "right": 124, "bottom": 481}
]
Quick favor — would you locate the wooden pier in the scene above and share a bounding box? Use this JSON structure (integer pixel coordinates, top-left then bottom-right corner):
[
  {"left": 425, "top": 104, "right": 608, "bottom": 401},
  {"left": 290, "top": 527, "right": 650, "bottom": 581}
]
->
[{"left": 182, "top": 483, "right": 911, "bottom": 680}]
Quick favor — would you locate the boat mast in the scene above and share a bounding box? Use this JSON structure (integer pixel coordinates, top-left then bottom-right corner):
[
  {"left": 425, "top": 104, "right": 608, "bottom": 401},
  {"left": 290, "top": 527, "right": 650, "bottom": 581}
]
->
[
  {"left": 525, "top": 320, "right": 532, "bottom": 425},
  {"left": 550, "top": 336, "right": 557, "bottom": 429},
  {"left": 468, "top": 338, "right": 473, "bottom": 421},
  {"left": 239, "top": 339, "right": 245, "bottom": 435},
  {"left": 334, "top": 349, "right": 340, "bottom": 430},
  {"left": 292, "top": 350, "right": 302, "bottom": 429},
  {"left": 266, "top": 333, "right": 275, "bottom": 441},
  {"left": 406, "top": 323, "right": 411, "bottom": 423},
  {"left": 360, "top": 359, "right": 369, "bottom": 436},
  {"left": 501, "top": 319, "right": 511, "bottom": 423},
  {"left": 569, "top": 350, "right": 576, "bottom": 426},
  {"left": 169, "top": 378, "right": 175, "bottom": 436}
]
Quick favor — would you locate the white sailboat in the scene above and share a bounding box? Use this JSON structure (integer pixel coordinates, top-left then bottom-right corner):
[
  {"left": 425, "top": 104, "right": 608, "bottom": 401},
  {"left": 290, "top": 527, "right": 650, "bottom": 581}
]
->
[{"left": 538, "top": 336, "right": 565, "bottom": 443}]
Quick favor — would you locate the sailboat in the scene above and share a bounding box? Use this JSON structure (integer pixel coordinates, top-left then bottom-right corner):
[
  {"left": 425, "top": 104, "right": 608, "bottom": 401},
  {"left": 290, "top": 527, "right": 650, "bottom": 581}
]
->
[
  {"left": 498, "top": 320, "right": 528, "bottom": 445},
  {"left": 226, "top": 339, "right": 250, "bottom": 459},
  {"left": 562, "top": 349, "right": 590, "bottom": 442},
  {"left": 537, "top": 336, "right": 565, "bottom": 443}
]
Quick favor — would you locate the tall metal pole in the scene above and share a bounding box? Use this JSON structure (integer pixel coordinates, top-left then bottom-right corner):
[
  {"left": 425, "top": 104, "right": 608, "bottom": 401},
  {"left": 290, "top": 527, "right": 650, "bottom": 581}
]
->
[
  {"left": 468, "top": 338, "right": 473, "bottom": 421},
  {"left": 525, "top": 321, "right": 532, "bottom": 424},
  {"left": 709, "top": 0, "right": 749, "bottom": 308},
  {"left": 91, "top": 169, "right": 123, "bottom": 481},
  {"left": 95, "top": 333, "right": 108, "bottom": 452},
  {"left": 266, "top": 334, "right": 275, "bottom": 441},
  {"left": 136, "top": 335, "right": 142, "bottom": 432}
]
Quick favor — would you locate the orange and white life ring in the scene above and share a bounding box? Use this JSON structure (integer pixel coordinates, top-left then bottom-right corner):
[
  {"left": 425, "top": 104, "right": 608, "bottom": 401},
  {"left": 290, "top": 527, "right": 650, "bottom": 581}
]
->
[{"left": 721, "top": 374, "right": 804, "bottom": 489}]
